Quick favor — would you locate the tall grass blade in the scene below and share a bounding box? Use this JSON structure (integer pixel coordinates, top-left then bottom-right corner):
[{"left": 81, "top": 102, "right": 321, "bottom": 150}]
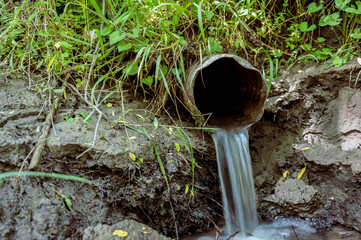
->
[{"left": 0, "top": 171, "right": 92, "bottom": 184}]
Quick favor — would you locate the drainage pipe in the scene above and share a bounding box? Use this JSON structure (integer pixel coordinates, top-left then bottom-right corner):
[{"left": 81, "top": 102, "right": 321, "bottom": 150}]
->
[{"left": 185, "top": 54, "right": 267, "bottom": 129}]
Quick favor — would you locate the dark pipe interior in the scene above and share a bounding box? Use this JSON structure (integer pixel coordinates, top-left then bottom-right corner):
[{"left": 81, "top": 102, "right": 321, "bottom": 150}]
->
[{"left": 193, "top": 57, "right": 264, "bottom": 128}]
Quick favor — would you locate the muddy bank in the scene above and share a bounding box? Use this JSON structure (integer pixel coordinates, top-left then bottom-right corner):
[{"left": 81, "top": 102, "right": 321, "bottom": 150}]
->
[
  {"left": 0, "top": 68, "right": 222, "bottom": 239},
  {"left": 250, "top": 60, "right": 361, "bottom": 231}
]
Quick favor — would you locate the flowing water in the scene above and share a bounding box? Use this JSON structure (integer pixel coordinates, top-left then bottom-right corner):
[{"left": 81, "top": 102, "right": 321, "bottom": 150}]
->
[
  {"left": 185, "top": 128, "right": 359, "bottom": 239},
  {"left": 212, "top": 128, "right": 258, "bottom": 239},
  {"left": 210, "top": 129, "right": 318, "bottom": 240}
]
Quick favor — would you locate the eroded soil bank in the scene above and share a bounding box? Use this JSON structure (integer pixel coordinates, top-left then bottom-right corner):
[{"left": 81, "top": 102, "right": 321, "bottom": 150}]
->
[
  {"left": 250, "top": 60, "right": 361, "bottom": 232},
  {"left": 0, "top": 67, "right": 222, "bottom": 239},
  {"left": 1, "top": 60, "right": 361, "bottom": 239}
]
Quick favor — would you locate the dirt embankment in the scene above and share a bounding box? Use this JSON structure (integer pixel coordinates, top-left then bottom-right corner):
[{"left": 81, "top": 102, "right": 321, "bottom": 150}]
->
[
  {"left": 250, "top": 60, "right": 361, "bottom": 231},
  {"left": 0, "top": 67, "right": 222, "bottom": 239},
  {"left": 1, "top": 60, "right": 361, "bottom": 239}
]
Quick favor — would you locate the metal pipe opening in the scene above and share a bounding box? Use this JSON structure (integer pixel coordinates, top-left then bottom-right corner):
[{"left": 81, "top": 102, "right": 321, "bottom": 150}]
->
[{"left": 185, "top": 54, "right": 267, "bottom": 129}]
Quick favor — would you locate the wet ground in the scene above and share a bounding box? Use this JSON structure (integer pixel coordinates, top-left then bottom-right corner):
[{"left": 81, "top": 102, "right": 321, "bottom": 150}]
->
[
  {"left": 185, "top": 222, "right": 361, "bottom": 240},
  {"left": 1, "top": 60, "right": 361, "bottom": 239}
]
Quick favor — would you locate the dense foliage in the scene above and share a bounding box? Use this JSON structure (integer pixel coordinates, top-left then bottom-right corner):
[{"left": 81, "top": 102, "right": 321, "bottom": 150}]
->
[{"left": 0, "top": 0, "right": 360, "bottom": 108}]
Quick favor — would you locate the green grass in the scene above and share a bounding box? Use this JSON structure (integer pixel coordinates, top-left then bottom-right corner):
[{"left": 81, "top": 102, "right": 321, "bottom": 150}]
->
[{"left": 0, "top": 171, "right": 92, "bottom": 184}]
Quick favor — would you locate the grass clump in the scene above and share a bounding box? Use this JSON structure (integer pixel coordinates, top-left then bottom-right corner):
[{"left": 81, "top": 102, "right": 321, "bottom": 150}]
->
[{"left": 0, "top": 0, "right": 258, "bottom": 115}]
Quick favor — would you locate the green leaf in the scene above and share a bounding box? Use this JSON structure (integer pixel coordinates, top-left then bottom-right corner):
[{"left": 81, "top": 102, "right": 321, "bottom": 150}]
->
[
  {"left": 335, "top": 0, "right": 351, "bottom": 10},
  {"left": 207, "top": 38, "right": 223, "bottom": 54},
  {"left": 301, "top": 43, "right": 313, "bottom": 51},
  {"left": 299, "top": 22, "right": 316, "bottom": 32},
  {"left": 66, "top": 116, "right": 74, "bottom": 123},
  {"left": 321, "top": 48, "right": 332, "bottom": 54},
  {"left": 59, "top": 41, "right": 72, "bottom": 48},
  {"left": 36, "top": 60, "right": 44, "bottom": 70},
  {"left": 109, "top": 31, "right": 126, "bottom": 45},
  {"left": 37, "top": 29, "right": 48, "bottom": 37},
  {"left": 308, "top": 2, "right": 323, "bottom": 13},
  {"left": 79, "top": 113, "right": 90, "bottom": 122},
  {"left": 332, "top": 55, "right": 344, "bottom": 67},
  {"left": 171, "top": 67, "right": 181, "bottom": 76},
  {"left": 125, "top": 63, "right": 139, "bottom": 76},
  {"left": 62, "top": 195, "right": 72, "bottom": 211},
  {"left": 316, "top": 37, "right": 326, "bottom": 43},
  {"left": 205, "top": 10, "right": 214, "bottom": 21},
  {"left": 319, "top": 13, "right": 342, "bottom": 27},
  {"left": 117, "top": 41, "right": 132, "bottom": 52},
  {"left": 141, "top": 75, "right": 153, "bottom": 87},
  {"left": 153, "top": 117, "right": 158, "bottom": 130},
  {"left": 350, "top": 28, "right": 361, "bottom": 39},
  {"left": 54, "top": 89, "right": 64, "bottom": 93},
  {"left": 47, "top": 54, "right": 56, "bottom": 71},
  {"left": 89, "top": 0, "right": 104, "bottom": 17},
  {"left": 345, "top": 1, "right": 361, "bottom": 14},
  {"left": 132, "top": 28, "right": 140, "bottom": 38},
  {"left": 157, "top": 65, "right": 168, "bottom": 80},
  {"left": 100, "top": 24, "right": 115, "bottom": 36}
]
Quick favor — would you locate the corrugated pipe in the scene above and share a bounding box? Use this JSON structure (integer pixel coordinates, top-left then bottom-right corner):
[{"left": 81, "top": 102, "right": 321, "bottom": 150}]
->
[{"left": 185, "top": 54, "right": 267, "bottom": 129}]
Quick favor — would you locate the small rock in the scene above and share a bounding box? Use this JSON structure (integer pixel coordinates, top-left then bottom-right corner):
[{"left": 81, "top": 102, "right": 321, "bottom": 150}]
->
[
  {"left": 83, "top": 219, "right": 170, "bottom": 240},
  {"left": 264, "top": 179, "right": 320, "bottom": 216}
]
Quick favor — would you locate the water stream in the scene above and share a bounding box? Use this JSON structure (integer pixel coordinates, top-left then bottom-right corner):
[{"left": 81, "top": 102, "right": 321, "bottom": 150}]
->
[
  {"left": 213, "top": 128, "right": 258, "bottom": 239},
  {"left": 211, "top": 128, "right": 317, "bottom": 240},
  {"left": 185, "top": 128, "right": 360, "bottom": 239}
]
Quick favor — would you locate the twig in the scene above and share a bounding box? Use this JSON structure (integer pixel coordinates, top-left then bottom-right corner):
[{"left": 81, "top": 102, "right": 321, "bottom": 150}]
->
[
  {"left": 201, "top": 209, "right": 221, "bottom": 232},
  {"left": 120, "top": 84, "right": 133, "bottom": 151},
  {"left": 59, "top": 77, "right": 108, "bottom": 120},
  {"left": 168, "top": 190, "right": 179, "bottom": 240},
  {"left": 291, "top": 225, "right": 300, "bottom": 240},
  {"left": 28, "top": 91, "right": 62, "bottom": 169},
  {"left": 261, "top": 42, "right": 292, "bottom": 56},
  {"left": 225, "top": 231, "right": 240, "bottom": 240},
  {"left": 76, "top": 112, "right": 102, "bottom": 159}
]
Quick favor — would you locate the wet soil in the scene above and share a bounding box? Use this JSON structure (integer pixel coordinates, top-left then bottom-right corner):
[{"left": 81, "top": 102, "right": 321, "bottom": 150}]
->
[
  {"left": 0, "top": 67, "right": 222, "bottom": 239},
  {"left": 1, "top": 59, "right": 361, "bottom": 239},
  {"left": 250, "top": 59, "right": 361, "bottom": 232}
]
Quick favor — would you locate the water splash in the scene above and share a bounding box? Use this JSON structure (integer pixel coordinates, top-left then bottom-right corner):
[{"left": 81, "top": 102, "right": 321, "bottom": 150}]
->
[{"left": 213, "top": 129, "right": 258, "bottom": 239}]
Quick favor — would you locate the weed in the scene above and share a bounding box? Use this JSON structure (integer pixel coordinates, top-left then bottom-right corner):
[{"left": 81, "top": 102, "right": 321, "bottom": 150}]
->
[{"left": 0, "top": 171, "right": 92, "bottom": 184}]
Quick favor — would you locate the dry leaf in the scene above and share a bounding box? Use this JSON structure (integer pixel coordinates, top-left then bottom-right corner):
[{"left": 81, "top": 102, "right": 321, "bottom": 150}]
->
[
  {"left": 175, "top": 143, "right": 180, "bottom": 153},
  {"left": 297, "top": 167, "right": 306, "bottom": 179},
  {"left": 357, "top": 57, "right": 361, "bottom": 66},
  {"left": 129, "top": 136, "right": 137, "bottom": 140},
  {"left": 142, "top": 226, "right": 152, "bottom": 234},
  {"left": 113, "top": 230, "right": 128, "bottom": 237},
  {"left": 129, "top": 152, "right": 136, "bottom": 161},
  {"left": 136, "top": 114, "right": 144, "bottom": 119},
  {"left": 283, "top": 170, "right": 290, "bottom": 179}
]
